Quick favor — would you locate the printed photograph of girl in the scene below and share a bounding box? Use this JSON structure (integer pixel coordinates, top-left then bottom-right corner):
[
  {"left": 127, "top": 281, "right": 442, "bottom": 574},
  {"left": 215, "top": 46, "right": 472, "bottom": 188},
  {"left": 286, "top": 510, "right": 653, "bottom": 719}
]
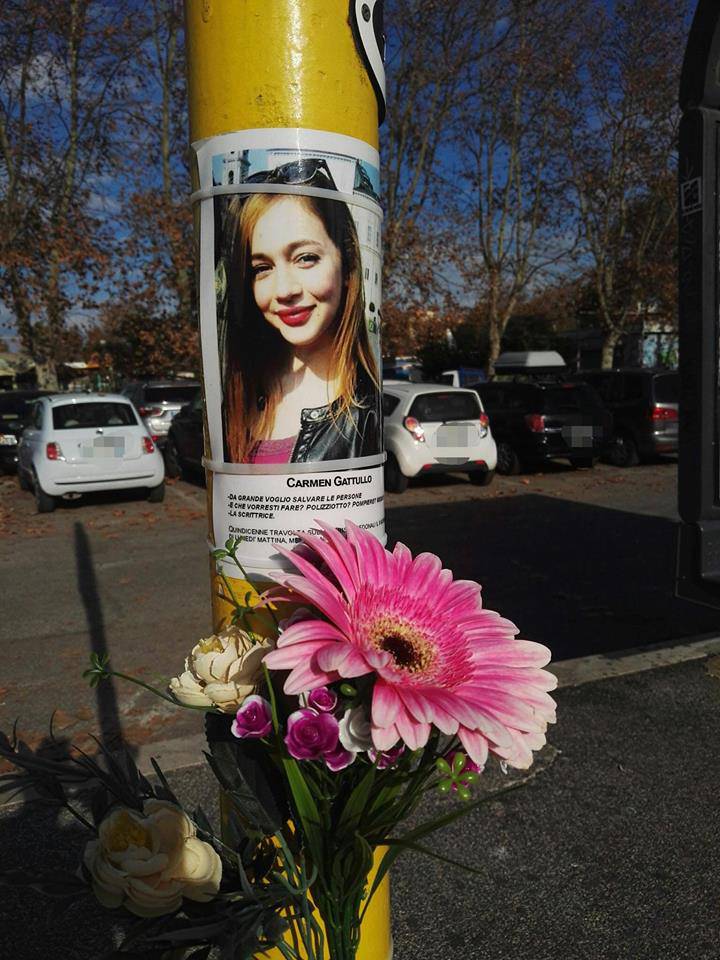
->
[{"left": 215, "top": 163, "right": 382, "bottom": 465}]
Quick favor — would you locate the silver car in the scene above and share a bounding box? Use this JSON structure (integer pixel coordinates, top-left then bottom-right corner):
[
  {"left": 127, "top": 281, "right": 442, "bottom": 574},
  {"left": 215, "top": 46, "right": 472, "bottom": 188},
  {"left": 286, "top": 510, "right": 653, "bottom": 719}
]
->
[{"left": 120, "top": 380, "right": 200, "bottom": 447}]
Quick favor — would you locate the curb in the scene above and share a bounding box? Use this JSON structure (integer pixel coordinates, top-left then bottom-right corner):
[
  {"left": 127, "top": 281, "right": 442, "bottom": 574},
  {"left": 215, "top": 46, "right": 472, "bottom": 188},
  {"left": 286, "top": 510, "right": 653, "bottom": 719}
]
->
[
  {"left": 145, "top": 632, "right": 720, "bottom": 775},
  {"left": 548, "top": 631, "right": 720, "bottom": 687},
  {"left": 3, "top": 632, "right": 719, "bottom": 812}
]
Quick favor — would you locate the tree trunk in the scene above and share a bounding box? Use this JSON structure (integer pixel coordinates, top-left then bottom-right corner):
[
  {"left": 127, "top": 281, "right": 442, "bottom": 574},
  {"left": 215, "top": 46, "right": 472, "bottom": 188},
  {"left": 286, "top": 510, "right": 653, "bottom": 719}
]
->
[
  {"left": 486, "top": 322, "right": 502, "bottom": 378},
  {"left": 600, "top": 329, "right": 621, "bottom": 369}
]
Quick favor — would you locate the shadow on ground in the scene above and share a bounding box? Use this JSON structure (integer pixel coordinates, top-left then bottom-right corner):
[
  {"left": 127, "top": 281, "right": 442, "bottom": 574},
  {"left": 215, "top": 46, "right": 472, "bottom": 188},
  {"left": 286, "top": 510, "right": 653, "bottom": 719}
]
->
[{"left": 386, "top": 493, "right": 720, "bottom": 660}]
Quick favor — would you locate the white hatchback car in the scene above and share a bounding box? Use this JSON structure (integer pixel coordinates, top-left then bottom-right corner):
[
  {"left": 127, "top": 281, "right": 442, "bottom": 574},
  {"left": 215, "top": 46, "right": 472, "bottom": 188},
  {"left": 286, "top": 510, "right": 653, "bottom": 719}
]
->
[
  {"left": 383, "top": 381, "right": 497, "bottom": 493},
  {"left": 17, "top": 393, "right": 165, "bottom": 512}
]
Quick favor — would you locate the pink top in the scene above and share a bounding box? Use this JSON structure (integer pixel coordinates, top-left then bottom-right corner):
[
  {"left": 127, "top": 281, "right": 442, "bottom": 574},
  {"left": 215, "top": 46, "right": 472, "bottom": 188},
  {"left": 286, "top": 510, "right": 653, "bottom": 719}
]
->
[{"left": 249, "top": 435, "right": 297, "bottom": 464}]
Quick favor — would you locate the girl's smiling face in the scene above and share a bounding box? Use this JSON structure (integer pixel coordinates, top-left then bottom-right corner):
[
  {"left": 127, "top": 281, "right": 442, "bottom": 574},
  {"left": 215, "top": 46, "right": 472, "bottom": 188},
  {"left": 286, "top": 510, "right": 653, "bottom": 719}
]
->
[{"left": 250, "top": 197, "right": 344, "bottom": 350}]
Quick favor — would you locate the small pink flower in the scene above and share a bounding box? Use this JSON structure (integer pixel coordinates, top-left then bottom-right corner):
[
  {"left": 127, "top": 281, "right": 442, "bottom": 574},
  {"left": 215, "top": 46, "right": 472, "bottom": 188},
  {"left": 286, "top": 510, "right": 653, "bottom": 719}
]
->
[
  {"left": 285, "top": 708, "right": 339, "bottom": 761},
  {"left": 369, "top": 744, "right": 406, "bottom": 769},
  {"left": 307, "top": 686, "right": 338, "bottom": 713},
  {"left": 323, "top": 742, "right": 356, "bottom": 772},
  {"left": 231, "top": 695, "right": 273, "bottom": 739}
]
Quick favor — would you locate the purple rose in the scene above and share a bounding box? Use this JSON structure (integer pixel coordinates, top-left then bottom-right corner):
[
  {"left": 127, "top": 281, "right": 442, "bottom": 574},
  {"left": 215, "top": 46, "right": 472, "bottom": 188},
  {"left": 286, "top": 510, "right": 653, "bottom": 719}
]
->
[
  {"left": 323, "top": 742, "right": 356, "bottom": 773},
  {"left": 231, "top": 695, "right": 273, "bottom": 739},
  {"left": 285, "top": 708, "right": 339, "bottom": 761},
  {"left": 307, "top": 686, "right": 338, "bottom": 713},
  {"left": 369, "top": 744, "right": 405, "bottom": 769}
]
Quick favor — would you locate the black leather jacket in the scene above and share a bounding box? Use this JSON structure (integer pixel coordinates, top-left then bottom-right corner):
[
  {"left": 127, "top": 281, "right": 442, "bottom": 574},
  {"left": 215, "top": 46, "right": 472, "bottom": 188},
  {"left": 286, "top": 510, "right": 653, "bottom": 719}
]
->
[{"left": 290, "top": 374, "right": 381, "bottom": 463}]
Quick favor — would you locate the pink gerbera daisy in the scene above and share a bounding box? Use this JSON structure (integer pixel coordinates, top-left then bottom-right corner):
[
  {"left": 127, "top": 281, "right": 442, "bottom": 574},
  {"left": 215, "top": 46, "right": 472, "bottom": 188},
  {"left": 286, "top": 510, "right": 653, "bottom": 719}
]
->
[{"left": 263, "top": 521, "right": 557, "bottom": 770}]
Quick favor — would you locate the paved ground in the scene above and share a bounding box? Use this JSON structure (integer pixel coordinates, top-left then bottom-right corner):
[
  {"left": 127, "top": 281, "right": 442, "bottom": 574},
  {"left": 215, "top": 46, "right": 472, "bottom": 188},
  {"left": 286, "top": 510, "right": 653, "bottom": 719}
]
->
[
  {"left": 3, "top": 458, "right": 720, "bottom": 957},
  {"left": 3, "top": 655, "right": 719, "bottom": 959},
  {"left": 2, "top": 456, "right": 720, "bottom": 764}
]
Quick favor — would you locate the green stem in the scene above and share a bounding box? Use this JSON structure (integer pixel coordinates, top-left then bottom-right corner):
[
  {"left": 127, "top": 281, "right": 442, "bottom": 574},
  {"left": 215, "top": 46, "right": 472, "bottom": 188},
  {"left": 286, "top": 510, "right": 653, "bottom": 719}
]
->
[
  {"left": 108, "top": 670, "right": 221, "bottom": 713},
  {"left": 229, "top": 548, "right": 280, "bottom": 630}
]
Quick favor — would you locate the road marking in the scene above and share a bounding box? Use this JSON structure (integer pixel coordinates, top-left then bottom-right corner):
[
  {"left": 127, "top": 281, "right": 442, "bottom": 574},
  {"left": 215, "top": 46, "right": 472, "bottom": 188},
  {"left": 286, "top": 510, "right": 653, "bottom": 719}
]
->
[{"left": 550, "top": 633, "right": 720, "bottom": 687}]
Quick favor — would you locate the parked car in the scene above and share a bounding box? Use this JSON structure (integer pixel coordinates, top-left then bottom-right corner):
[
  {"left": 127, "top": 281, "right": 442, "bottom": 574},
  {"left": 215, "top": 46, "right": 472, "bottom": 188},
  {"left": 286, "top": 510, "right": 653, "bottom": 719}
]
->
[
  {"left": 16, "top": 393, "right": 165, "bottom": 512},
  {"left": 570, "top": 369, "right": 678, "bottom": 467},
  {"left": 0, "top": 389, "right": 51, "bottom": 473},
  {"left": 381, "top": 357, "right": 424, "bottom": 381},
  {"left": 436, "top": 367, "right": 487, "bottom": 388},
  {"left": 474, "top": 379, "right": 612, "bottom": 474},
  {"left": 164, "top": 393, "right": 205, "bottom": 480},
  {"left": 383, "top": 382, "right": 497, "bottom": 493},
  {"left": 120, "top": 380, "right": 200, "bottom": 447}
]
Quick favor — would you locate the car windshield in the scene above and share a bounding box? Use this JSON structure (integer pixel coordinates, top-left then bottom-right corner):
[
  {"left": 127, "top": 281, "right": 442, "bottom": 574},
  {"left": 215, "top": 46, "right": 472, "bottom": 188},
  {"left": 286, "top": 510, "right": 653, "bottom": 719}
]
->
[
  {"left": 542, "top": 385, "right": 604, "bottom": 414},
  {"left": 144, "top": 386, "right": 199, "bottom": 403},
  {"left": 409, "top": 392, "right": 480, "bottom": 422},
  {"left": 654, "top": 374, "right": 678, "bottom": 404},
  {"left": 0, "top": 396, "right": 33, "bottom": 418},
  {"left": 52, "top": 402, "right": 138, "bottom": 429}
]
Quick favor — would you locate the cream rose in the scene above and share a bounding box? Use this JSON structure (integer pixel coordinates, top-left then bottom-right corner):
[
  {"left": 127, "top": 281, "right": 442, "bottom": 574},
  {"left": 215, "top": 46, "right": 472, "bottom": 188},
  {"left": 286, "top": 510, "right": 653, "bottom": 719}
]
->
[
  {"left": 168, "top": 624, "right": 272, "bottom": 713},
  {"left": 83, "top": 799, "right": 222, "bottom": 918},
  {"left": 338, "top": 706, "right": 374, "bottom": 754}
]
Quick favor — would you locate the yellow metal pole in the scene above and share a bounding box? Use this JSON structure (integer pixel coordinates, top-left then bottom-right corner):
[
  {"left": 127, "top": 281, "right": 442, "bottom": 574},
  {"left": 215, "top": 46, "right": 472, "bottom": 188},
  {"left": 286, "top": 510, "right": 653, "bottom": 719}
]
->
[{"left": 184, "top": 3, "right": 391, "bottom": 958}]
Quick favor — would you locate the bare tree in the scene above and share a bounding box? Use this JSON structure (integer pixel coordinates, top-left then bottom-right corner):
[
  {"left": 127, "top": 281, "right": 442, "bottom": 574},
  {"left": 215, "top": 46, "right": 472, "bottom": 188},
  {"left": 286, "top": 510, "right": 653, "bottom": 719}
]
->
[
  {"left": 381, "top": 0, "right": 516, "bottom": 350},
  {"left": 96, "top": 0, "right": 197, "bottom": 377},
  {"left": 447, "top": 0, "right": 583, "bottom": 375},
  {"left": 563, "top": 0, "right": 688, "bottom": 368},
  {"left": 0, "top": 0, "right": 136, "bottom": 384}
]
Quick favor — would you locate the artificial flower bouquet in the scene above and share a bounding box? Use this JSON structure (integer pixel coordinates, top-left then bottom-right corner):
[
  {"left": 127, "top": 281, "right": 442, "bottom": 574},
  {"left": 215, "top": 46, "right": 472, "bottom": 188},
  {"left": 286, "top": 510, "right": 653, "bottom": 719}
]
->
[{"left": 0, "top": 521, "right": 557, "bottom": 960}]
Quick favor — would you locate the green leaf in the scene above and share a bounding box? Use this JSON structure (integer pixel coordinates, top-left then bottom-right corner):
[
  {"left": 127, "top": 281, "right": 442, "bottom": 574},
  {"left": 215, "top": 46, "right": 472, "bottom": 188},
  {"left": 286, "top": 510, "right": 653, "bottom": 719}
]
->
[
  {"left": 330, "top": 834, "right": 371, "bottom": 896},
  {"left": 391, "top": 772, "right": 535, "bottom": 852},
  {"left": 205, "top": 713, "right": 288, "bottom": 834},
  {"left": 381, "top": 837, "right": 484, "bottom": 876},
  {"left": 280, "top": 755, "right": 325, "bottom": 865},
  {"left": 0, "top": 869, "right": 89, "bottom": 898},
  {"left": 336, "top": 762, "right": 376, "bottom": 836}
]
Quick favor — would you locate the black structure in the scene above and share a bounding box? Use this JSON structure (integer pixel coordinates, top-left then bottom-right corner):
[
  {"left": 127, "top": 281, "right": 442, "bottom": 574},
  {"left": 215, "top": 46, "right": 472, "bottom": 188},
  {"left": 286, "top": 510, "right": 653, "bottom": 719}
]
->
[{"left": 677, "top": 1, "right": 720, "bottom": 604}]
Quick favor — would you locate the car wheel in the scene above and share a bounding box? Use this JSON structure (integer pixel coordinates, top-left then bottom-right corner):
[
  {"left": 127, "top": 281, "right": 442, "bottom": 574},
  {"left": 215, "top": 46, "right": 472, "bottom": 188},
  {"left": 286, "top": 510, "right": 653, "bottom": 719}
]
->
[
  {"left": 17, "top": 466, "right": 32, "bottom": 491},
  {"left": 164, "top": 438, "right": 183, "bottom": 480},
  {"left": 33, "top": 474, "right": 56, "bottom": 513},
  {"left": 571, "top": 456, "right": 596, "bottom": 469},
  {"left": 608, "top": 432, "right": 639, "bottom": 468},
  {"left": 495, "top": 442, "right": 521, "bottom": 476},
  {"left": 384, "top": 454, "right": 409, "bottom": 493},
  {"left": 469, "top": 469, "right": 495, "bottom": 486},
  {"left": 147, "top": 482, "right": 165, "bottom": 503}
]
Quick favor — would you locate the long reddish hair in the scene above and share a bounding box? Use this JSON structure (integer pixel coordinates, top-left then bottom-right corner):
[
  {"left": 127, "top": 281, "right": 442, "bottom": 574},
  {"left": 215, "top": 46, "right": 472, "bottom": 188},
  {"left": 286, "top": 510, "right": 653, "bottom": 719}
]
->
[{"left": 221, "top": 193, "right": 379, "bottom": 463}]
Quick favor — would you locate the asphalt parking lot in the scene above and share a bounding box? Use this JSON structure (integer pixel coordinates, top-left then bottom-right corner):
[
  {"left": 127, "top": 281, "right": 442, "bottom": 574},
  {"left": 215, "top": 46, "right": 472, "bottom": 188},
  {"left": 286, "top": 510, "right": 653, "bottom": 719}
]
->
[{"left": 2, "top": 455, "right": 719, "bottom": 761}]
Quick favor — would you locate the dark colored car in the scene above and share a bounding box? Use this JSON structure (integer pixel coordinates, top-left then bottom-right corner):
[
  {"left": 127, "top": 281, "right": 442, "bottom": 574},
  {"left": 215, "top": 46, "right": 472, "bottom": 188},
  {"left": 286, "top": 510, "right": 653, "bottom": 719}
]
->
[
  {"left": 0, "top": 390, "right": 51, "bottom": 473},
  {"left": 163, "top": 393, "right": 205, "bottom": 479},
  {"left": 120, "top": 380, "right": 200, "bottom": 447},
  {"left": 571, "top": 369, "right": 678, "bottom": 467},
  {"left": 474, "top": 380, "right": 612, "bottom": 474}
]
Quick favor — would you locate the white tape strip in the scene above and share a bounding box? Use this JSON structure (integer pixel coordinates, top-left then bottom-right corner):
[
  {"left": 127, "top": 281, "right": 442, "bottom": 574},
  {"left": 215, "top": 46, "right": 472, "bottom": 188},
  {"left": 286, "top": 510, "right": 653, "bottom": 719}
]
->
[{"left": 190, "top": 181, "right": 383, "bottom": 218}]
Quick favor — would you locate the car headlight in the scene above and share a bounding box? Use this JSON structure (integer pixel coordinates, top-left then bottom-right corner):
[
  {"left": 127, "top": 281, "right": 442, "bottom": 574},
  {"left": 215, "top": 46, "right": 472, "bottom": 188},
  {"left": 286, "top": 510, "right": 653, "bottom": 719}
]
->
[{"left": 0, "top": 434, "right": 18, "bottom": 446}]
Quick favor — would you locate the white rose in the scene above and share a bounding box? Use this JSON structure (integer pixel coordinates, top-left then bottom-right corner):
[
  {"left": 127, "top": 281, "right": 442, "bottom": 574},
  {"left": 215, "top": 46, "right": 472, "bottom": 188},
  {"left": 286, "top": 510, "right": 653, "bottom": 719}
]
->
[
  {"left": 338, "top": 706, "right": 374, "bottom": 754},
  {"left": 83, "top": 799, "right": 222, "bottom": 918},
  {"left": 169, "top": 624, "right": 272, "bottom": 713}
]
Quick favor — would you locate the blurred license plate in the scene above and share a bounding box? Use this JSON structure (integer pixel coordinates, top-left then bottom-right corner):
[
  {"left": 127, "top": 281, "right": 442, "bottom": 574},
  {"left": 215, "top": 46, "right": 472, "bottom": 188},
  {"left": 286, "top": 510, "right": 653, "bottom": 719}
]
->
[
  {"left": 81, "top": 437, "right": 125, "bottom": 458},
  {"left": 435, "top": 424, "right": 472, "bottom": 447},
  {"left": 562, "top": 425, "right": 594, "bottom": 448}
]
